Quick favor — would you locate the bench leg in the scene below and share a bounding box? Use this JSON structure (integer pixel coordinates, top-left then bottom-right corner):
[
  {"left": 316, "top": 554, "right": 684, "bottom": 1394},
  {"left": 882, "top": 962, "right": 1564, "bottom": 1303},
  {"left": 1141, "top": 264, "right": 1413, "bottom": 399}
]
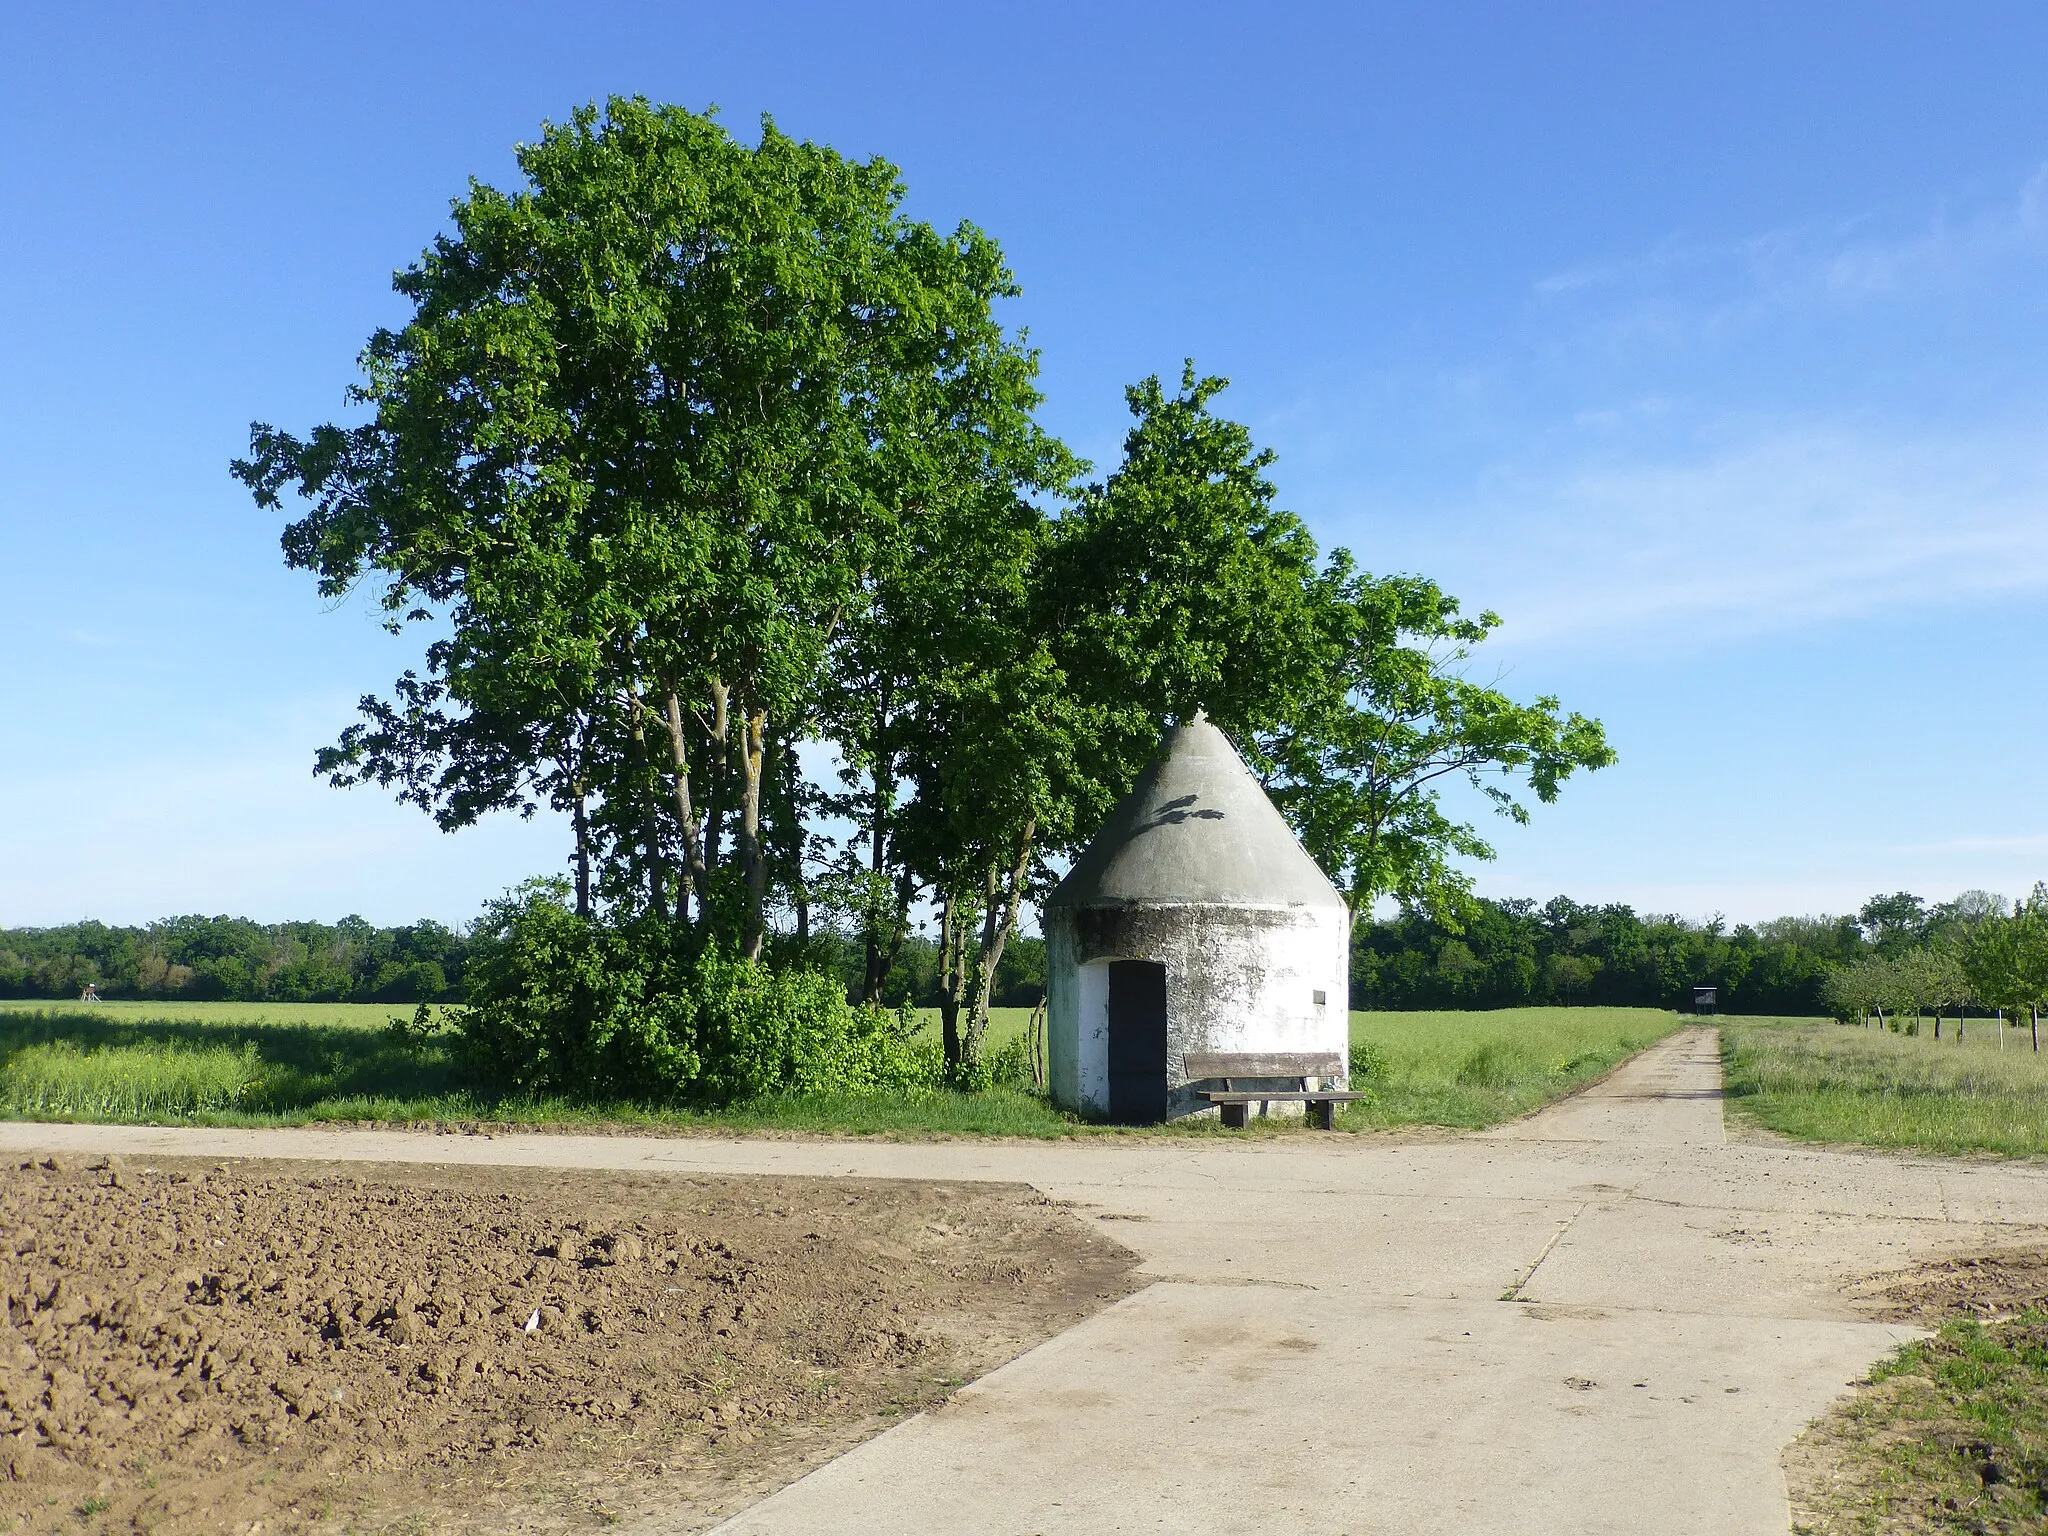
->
[
  {"left": 1220, "top": 1103, "right": 1247, "bottom": 1129},
  {"left": 1309, "top": 1098, "right": 1334, "bottom": 1130}
]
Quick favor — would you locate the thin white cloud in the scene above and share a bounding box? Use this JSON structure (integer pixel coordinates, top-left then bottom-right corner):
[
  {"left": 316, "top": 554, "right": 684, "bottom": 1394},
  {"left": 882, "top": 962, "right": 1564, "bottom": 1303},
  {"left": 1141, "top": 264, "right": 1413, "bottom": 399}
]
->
[
  {"left": 1285, "top": 166, "right": 2048, "bottom": 654},
  {"left": 1533, "top": 163, "right": 2048, "bottom": 324},
  {"left": 1888, "top": 832, "right": 2048, "bottom": 856},
  {"left": 1443, "top": 417, "right": 2048, "bottom": 650}
]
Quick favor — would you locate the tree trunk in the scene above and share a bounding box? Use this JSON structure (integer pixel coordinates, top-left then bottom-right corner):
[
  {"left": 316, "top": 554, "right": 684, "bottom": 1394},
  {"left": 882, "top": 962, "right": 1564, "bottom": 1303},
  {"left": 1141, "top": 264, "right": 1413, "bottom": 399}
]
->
[
  {"left": 963, "top": 818, "right": 1036, "bottom": 1069},
  {"left": 937, "top": 893, "right": 967, "bottom": 1072},
  {"left": 629, "top": 702, "right": 668, "bottom": 922},
  {"left": 866, "top": 870, "right": 914, "bottom": 1005},
  {"left": 861, "top": 741, "right": 893, "bottom": 1003},
  {"left": 1028, "top": 996, "right": 1047, "bottom": 1090},
  {"left": 705, "top": 678, "right": 730, "bottom": 876},
  {"left": 859, "top": 693, "right": 893, "bottom": 1002},
  {"left": 572, "top": 786, "right": 591, "bottom": 920},
  {"left": 777, "top": 730, "right": 809, "bottom": 949},
  {"left": 662, "top": 688, "right": 709, "bottom": 922},
  {"left": 957, "top": 860, "right": 1002, "bottom": 1071},
  {"left": 2034, "top": 1004, "right": 2040, "bottom": 1052},
  {"left": 737, "top": 709, "right": 768, "bottom": 961}
]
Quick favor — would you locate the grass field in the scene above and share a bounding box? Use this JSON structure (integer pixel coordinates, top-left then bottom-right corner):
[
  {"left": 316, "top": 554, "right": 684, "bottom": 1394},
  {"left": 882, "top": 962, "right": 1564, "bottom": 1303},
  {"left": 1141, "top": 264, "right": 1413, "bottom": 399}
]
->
[
  {"left": 1722, "top": 1016, "right": 2048, "bottom": 1158},
  {"left": 0, "top": 998, "right": 1678, "bottom": 1137}
]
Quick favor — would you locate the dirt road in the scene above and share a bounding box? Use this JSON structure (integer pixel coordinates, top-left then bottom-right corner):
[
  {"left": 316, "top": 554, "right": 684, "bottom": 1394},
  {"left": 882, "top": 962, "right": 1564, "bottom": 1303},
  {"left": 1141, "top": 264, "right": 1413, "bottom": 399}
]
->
[{"left": 8, "top": 1027, "right": 2047, "bottom": 1534}]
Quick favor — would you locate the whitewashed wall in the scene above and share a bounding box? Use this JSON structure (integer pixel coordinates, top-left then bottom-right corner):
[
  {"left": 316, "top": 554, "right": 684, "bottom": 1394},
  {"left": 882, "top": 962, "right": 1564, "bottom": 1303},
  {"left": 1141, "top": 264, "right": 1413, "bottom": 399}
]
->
[{"left": 1046, "top": 902, "right": 1351, "bottom": 1118}]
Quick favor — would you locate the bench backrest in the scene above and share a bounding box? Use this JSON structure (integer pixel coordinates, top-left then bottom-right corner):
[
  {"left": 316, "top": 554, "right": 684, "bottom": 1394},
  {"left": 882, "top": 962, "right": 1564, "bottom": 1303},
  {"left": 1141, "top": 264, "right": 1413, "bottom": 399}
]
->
[{"left": 1182, "top": 1051, "right": 1344, "bottom": 1082}]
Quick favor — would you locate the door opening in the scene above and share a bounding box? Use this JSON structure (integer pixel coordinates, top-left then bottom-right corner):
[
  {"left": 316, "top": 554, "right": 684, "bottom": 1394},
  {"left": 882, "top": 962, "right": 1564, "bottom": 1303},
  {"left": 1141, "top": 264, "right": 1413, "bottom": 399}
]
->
[{"left": 1106, "top": 959, "right": 1168, "bottom": 1123}]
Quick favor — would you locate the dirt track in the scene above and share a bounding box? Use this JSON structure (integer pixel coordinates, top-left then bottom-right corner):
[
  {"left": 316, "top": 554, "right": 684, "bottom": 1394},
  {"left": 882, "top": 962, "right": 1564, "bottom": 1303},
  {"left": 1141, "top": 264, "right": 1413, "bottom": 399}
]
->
[{"left": 0, "top": 1155, "right": 1137, "bottom": 1534}]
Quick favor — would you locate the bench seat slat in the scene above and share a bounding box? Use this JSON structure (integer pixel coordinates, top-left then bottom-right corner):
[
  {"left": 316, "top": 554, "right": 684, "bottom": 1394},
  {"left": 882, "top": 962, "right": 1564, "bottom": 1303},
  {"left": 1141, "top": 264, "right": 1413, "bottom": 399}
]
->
[
  {"left": 1184, "top": 1051, "right": 1343, "bottom": 1079},
  {"left": 1199, "top": 1090, "right": 1372, "bottom": 1104}
]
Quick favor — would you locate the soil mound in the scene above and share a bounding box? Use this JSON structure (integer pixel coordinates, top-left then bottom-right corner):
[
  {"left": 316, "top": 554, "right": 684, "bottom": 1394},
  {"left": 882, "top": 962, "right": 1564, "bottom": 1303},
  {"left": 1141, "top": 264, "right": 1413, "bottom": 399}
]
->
[
  {"left": 0, "top": 1155, "right": 1137, "bottom": 1533},
  {"left": 1852, "top": 1246, "right": 2048, "bottom": 1324}
]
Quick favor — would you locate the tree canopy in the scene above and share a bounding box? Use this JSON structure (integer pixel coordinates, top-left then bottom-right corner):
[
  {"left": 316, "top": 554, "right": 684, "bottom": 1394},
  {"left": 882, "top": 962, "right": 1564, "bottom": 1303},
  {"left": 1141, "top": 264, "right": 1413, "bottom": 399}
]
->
[{"left": 236, "top": 98, "right": 1616, "bottom": 1077}]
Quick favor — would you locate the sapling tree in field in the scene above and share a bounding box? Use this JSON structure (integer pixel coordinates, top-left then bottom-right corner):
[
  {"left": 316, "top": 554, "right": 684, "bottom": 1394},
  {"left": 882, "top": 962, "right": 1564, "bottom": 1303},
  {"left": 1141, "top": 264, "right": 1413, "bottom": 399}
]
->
[
  {"left": 1955, "top": 902, "right": 2048, "bottom": 1052},
  {"left": 2015, "top": 907, "right": 2048, "bottom": 1053},
  {"left": 1921, "top": 948, "right": 1967, "bottom": 1038},
  {"left": 1820, "top": 962, "right": 1866, "bottom": 1026}
]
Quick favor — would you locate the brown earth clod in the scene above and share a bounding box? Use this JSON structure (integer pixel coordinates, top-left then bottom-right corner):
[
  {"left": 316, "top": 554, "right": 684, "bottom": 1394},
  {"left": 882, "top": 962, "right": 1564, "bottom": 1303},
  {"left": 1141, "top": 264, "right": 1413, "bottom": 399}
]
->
[{"left": 1846, "top": 1247, "right": 2048, "bottom": 1325}]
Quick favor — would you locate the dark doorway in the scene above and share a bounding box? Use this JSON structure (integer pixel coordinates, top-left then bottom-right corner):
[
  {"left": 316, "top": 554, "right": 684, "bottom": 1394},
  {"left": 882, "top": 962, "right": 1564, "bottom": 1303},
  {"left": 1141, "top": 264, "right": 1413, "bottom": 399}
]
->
[{"left": 1106, "top": 960, "right": 1168, "bottom": 1123}]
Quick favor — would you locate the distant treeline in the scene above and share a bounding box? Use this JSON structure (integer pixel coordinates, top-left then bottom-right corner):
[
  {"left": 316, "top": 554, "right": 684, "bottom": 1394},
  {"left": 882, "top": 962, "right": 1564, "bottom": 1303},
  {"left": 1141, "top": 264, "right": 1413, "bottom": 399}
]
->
[
  {"left": 1349, "top": 891, "right": 2014, "bottom": 1015},
  {"left": 0, "top": 915, "right": 1051, "bottom": 1011},
  {"left": 3, "top": 889, "right": 1997, "bottom": 1017},
  {"left": 0, "top": 916, "right": 471, "bottom": 1003}
]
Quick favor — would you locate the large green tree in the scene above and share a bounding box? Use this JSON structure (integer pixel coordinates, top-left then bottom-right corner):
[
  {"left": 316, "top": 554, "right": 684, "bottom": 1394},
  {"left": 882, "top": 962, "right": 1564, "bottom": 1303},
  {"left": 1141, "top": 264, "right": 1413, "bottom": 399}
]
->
[
  {"left": 1039, "top": 366, "right": 1327, "bottom": 770},
  {"left": 1256, "top": 562, "right": 1616, "bottom": 917},
  {"left": 238, "top": 106, "right": 1617, "bottom": 1085},
  {"left": 236, "top": 99, "right": 1062, "bottom": 964},
  {"left": 1036, "top": 366, "right": 1614, "bottom": 925}
]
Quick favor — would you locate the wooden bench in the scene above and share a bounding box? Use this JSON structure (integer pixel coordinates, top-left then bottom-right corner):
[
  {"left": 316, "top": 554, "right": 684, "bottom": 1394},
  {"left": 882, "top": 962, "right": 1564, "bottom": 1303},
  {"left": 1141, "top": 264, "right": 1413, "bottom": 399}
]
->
[{"left": 1182, "top": 1051, "right": 1369, "bottom": 1130}]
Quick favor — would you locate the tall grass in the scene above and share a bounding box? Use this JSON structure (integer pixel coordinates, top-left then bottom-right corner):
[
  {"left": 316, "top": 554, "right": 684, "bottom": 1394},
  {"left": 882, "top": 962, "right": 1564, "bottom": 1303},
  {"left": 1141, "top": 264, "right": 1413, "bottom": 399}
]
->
[
  {"left": 0, "top": 999, "right": 416, "bottom": 1030},
  {"left": 0, "top": 1002, "right": 465, "bottom": 1126},
  {"left": 2, "top": 1040, "right": 276, "bottom": 1118},
  {"left": 1339, "top": 1007, "right": 1685, "bottom": 1129},
  {"left": 1723, "top": 1016, "right": 2048, "bottom": 1157}
]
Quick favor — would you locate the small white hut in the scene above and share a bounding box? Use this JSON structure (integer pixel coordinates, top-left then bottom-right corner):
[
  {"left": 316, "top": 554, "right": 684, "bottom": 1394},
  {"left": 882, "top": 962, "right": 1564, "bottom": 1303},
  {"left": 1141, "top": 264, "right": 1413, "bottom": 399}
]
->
[{"left": 1044, "top": 714, "right": 1351, "bottom": 1122}]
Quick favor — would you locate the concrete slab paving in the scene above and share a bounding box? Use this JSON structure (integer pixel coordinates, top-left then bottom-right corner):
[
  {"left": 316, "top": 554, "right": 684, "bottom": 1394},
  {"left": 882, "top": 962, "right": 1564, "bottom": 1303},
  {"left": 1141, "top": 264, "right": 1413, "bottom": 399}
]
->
[
  {"left": 695, "top": 1287, "right": 1912, "bottom": 1536},
  {"left": 4, "top": 1026, "right": 2046, "bottom": 1533}
]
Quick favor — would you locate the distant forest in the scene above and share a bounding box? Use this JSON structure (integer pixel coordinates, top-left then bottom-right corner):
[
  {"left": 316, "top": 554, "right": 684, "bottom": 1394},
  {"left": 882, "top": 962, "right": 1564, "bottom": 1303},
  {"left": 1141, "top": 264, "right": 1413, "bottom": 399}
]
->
[{"left": 0, "top": 892, "right": 1980, "bottom": 1016}]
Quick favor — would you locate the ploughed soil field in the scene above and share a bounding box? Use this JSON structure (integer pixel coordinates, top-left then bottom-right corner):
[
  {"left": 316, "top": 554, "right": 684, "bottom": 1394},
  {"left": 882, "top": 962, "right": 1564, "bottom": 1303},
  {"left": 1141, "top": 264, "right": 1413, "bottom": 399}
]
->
[{"left": 0, "top": 1155, "right": 1140, "bottom": 1535}]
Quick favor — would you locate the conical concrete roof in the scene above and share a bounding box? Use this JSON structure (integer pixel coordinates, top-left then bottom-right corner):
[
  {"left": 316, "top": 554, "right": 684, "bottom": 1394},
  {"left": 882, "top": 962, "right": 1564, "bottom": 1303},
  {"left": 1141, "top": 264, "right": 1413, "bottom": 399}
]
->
[{"left": 1046, "top": 715, "right": 1346, "bottom": 911}]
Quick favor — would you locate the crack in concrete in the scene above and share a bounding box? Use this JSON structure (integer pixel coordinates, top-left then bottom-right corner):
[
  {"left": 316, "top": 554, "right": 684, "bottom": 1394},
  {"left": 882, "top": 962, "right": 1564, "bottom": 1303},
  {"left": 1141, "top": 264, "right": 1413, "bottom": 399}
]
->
[{"left": 1499, "top": 1200, "right": 1592, "bottom": 1302}]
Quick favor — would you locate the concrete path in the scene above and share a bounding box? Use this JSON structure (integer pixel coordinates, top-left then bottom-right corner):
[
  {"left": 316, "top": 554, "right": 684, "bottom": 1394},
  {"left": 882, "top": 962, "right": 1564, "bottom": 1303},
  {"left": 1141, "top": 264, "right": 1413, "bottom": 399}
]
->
[{"left": 6, "top": 1027, "right": 2047, "bottom": 1534}]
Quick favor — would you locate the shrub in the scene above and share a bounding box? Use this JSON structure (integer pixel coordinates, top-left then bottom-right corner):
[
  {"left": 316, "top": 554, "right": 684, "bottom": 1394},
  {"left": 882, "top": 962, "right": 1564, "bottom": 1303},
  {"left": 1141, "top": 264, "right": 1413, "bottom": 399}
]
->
[
  {"left": 456, "top": 883, "right": 698, "bottom": 1098},
  {"left": 1351, "top": 1039, "right": 1390, "bottom": 1082},
  {"left": 687, "top": 949, "right": 939, "bottom": 1101},
  {"left": 983, "top": 1033, "right": 1034, "bottom": 1091},
  {"left": 458, "top": 882, "right": 941, "bottom": 1105}
]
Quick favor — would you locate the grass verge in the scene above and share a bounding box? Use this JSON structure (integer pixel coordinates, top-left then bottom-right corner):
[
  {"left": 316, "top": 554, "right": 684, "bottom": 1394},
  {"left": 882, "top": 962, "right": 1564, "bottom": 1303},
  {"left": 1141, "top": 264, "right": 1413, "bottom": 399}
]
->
[
  {"left": 1788, "top": 1251, "right": 2048, "bottom": 1534},
  {"left": 0, "top": 1000, "right": 1678, "bottom": 1137},
  {"left": 1722, "top": 1016, "right": 2048, "bottom": 1158}
]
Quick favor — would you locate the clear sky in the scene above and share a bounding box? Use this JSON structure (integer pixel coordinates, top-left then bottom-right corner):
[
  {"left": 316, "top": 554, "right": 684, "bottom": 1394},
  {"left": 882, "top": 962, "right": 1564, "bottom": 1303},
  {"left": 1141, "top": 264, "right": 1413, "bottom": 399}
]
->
[{"left": 5, "top": 2, "right": 2047, "bottom": 928}]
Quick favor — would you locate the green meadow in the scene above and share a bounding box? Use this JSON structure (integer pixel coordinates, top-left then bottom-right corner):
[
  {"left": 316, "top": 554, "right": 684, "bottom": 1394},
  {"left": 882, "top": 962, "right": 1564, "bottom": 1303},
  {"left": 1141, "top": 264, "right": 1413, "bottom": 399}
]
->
[
  {"left": 0, "top": 998, "right": 1678, "bottom": 1137},
  {"left": 1722, "top": 1015, "right": 2048, "bottom": 1158}
]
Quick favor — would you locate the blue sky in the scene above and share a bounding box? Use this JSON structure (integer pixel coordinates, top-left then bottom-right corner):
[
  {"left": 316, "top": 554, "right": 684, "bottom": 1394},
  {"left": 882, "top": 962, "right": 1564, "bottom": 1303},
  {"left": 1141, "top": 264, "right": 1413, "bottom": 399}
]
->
[{"left": 5, "top": 3, "right": 2047, "bottom": 927}]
